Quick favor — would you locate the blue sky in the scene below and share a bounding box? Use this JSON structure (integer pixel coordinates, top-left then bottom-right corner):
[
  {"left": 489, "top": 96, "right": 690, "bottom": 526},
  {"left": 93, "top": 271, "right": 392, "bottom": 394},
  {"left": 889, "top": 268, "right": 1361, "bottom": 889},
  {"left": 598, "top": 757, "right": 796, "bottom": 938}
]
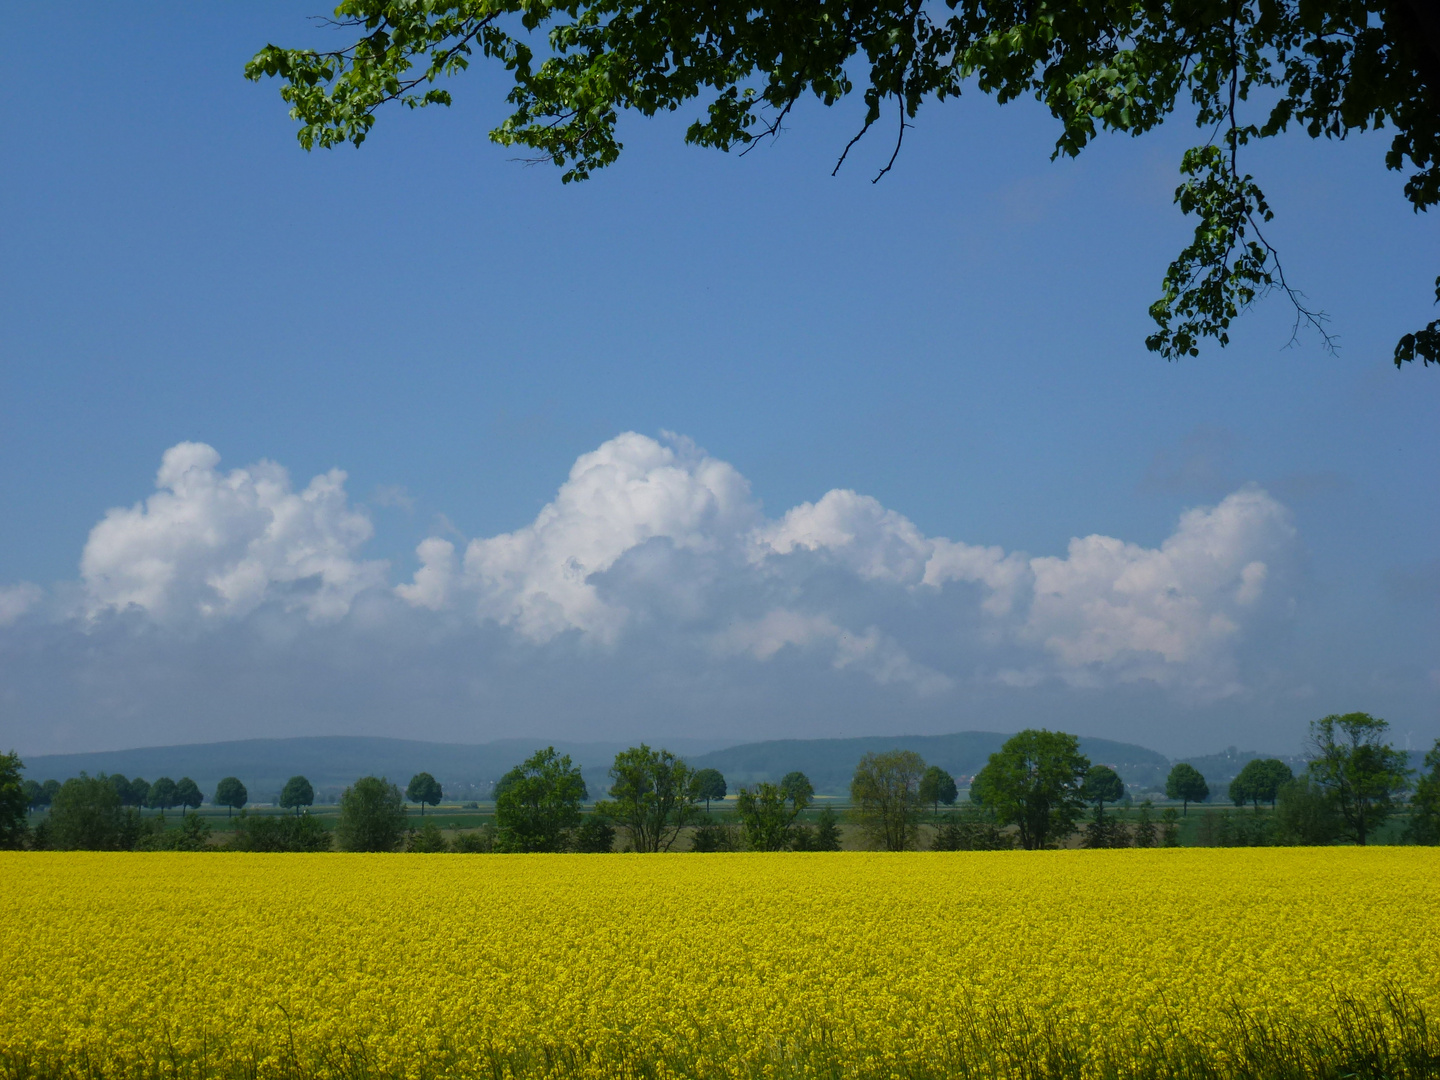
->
[{"left": 1, "top": 4, "right": 1436, "bottom": 759}]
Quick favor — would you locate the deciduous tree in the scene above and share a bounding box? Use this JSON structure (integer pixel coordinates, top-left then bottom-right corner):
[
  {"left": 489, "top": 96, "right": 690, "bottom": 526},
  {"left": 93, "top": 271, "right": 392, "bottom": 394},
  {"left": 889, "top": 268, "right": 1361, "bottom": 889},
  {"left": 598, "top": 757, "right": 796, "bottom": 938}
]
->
[
  {"left": 971, "top": 730, "right": 1089, "bottom": 850},
  {"left": 214, "top": 776, "right": 249, "bottom": 817},
  {"left": 1307, "top": 712, "right": 1411, "bottom": 846},
  {"left": 596, "top": 745, "right": 698, "bottom": 853},
  {"left": 406, "top": 772, "right": 444, "bottom": 815},
  {"left": 248, "top": 0, "right": 1440, "bottom": 367},
  {"left": 736, "top": 774, "right": 812, "bottom": 851},
  {"left": 850, "top": 750, "right": 926, "bottom": 851},
  {"left": 1274, "top": 776, "right": 1341, "bottom": 846},
  {"left": 50, "top": 773, "right": 141, "bottom": 850},
  {"left": 691, "top": 768, "right": 727, "bottom": 813},
  {"left": 1229, "top": 758, "right": 1294, "bottom": 811},
  {"left": 147, "top": 777, "right": 179, "bottom": 819},
  {"left": 174, "top": 777, "right": 204, "bottom": 813},
  {"left": 1080, "top": 764, "right": 1127, "bottom": 848},
  {"left": 494, "top": 747, "right": 587, "bottom": 852},
  {"left": 0, "top": 751, "right": 28, "bottom": 850},
  {"left": 1403, "top": 739, "right": 1440, "bottom": 845},
  {"left": 1165, "top": 763, "right": 1209, "bottom": 816},
  {"left": 918, "top": 766, "right": 958, "bottom": 819},
  {"left": 280, "top": 775, "right": 315, "bottom": 815},
  {"left": 336, "top": 776, "right": 408, "bottom": 852}
]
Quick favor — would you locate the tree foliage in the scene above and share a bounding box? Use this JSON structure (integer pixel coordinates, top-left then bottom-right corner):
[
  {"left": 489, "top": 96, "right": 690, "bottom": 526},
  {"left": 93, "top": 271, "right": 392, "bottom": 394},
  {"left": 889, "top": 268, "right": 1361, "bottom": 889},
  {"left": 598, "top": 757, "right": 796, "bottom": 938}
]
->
[
  {"left": 248, "top": 0, "right": 1440, "bottom": 367},
  {"left": 1229, "top": 758, "right": 1294, "bottom": 810},
  {"left": 850, "top": 750, "right": 926, "bottom": 851},
  {"left": 691, "top": 768, "right": 727, "bottom": 812},
  {"left": 1403, "top": 738, "right": 1440, "bottom": 846},
  {"left": 281, "top": 775, "right": 315, "bottom": 815},
  {"left": 918, "top": 766, "right": 958, "bottom": 818},
  {"left": 932, "top": 803, "right": 1013, "bottom": 851},
  {"left": 228, "top": 812, "right": 333, "bottom": 852},
  {"left": 174, "top": 777, "right": 204, "bottom": 813},
  {"left": 1307, "top": 712, "right": 1410, "bottom": 845},
  {"left": 1165, "top": 763, "right": 1210, "bottom": 815},
  {"left": 406, "top": 772, "right": 444, "bottom": 815},
  {"left": 494, "top": 746, "right": 588, "bottom": 852},
  {"left": 971, "top": 730, "right": 1089, "bottom": 850},
  {"left": 1274, "top": 775, "right": 1342, "bottom": 845},
  {"left": 1080, "top": 764, "right": 1128, "bottom": 848},
  {"left": 336, "top": 776, "right": 408, "bottom": 852},
  {"left": 736, "top": 774, "right": 812, "bottom": 851},
  {"left": 573, "top": 813, "right": 616, "bottom": 853},
  {"left": 214, "top": 776, "right": 249, "bottom": 817},
  {"left": 49, "top": 773, "right": 143, "bottom": 850},
  {"left": 147, "top": 777, "right": 179, "bottom": 817},
  {"left": 0, "top": 751, "right": 28, "bottom": 850},
  {"left": 596, "top": 745, "right": 698, "bottom": 852}
]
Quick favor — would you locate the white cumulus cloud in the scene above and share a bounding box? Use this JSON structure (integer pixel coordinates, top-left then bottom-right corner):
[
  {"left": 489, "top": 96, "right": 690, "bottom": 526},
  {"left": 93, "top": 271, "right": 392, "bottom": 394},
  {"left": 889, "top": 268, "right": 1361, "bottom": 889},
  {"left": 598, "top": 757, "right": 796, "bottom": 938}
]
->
[
  {"left": 80, "top": 442, "right": 387, "bottom": 623},
  {"left": 12, "top": 432, "right": 1296, "bottom": 700}
]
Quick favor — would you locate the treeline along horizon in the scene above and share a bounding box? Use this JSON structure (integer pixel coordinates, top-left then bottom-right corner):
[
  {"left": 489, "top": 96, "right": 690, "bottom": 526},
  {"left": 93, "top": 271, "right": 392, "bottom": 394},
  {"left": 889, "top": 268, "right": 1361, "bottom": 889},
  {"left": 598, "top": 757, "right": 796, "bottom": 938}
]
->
[{"left": 3, "top": 711, "right": 1438, "bottom": 853}]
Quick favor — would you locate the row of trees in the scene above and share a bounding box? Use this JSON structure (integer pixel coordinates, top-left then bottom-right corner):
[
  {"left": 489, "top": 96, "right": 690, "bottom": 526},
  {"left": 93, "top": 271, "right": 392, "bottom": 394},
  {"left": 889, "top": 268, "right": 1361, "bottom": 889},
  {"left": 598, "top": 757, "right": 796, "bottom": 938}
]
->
[{"left": 4, "top": 712, "right": 1436, "bottom": 852}]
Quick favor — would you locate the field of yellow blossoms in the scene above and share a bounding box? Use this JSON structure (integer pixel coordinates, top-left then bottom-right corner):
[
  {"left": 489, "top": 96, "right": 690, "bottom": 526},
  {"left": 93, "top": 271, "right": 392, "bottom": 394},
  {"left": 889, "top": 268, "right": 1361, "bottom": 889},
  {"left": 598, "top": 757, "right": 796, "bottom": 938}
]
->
[{"left": 2, "top": 849, "right": 1438, "bottom": 1080}]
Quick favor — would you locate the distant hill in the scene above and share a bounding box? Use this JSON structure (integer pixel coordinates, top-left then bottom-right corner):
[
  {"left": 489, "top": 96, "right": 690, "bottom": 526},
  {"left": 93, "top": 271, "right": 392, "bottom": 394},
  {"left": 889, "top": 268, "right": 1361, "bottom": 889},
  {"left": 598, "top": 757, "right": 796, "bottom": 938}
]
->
[
  {"left": 689, "top": 732, "right": 1172, "bottom": 794},
  {"left": 20, "top": 735, "right": 728, "bottom": 804}
]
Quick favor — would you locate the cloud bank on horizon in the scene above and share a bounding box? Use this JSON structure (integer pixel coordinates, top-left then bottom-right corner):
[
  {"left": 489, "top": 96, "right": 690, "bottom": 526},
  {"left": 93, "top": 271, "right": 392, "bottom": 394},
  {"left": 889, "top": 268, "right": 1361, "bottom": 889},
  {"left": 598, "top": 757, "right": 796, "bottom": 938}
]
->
[{"left": 1, "top": 433, "right": 1297, "bottom": 729}]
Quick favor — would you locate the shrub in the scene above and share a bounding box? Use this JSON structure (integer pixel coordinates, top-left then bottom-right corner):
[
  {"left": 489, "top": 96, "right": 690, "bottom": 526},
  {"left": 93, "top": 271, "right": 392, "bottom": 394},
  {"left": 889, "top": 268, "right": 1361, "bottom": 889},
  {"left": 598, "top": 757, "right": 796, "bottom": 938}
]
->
[{"left": 228, "top": 812, "right": 332, "bottom": 852}]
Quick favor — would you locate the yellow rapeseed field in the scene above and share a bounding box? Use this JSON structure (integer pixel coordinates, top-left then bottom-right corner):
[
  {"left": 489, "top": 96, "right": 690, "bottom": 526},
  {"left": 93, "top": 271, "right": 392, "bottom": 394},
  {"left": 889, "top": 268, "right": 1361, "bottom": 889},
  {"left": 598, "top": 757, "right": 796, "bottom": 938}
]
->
[{"left": 2, "top": 849, "right": 1437, "bottom": 1080}]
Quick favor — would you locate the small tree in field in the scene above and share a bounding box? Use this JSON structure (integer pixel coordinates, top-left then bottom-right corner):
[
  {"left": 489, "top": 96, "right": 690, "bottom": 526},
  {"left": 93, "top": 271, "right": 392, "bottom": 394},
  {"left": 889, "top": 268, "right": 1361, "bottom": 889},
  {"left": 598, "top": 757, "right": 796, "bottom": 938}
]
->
[
  {"left": 493, "top": 747, "right": 587, "bottom": 853},
  {"left": 406, "top": 772, "right": 444, "bottom": 816},
  {"left": 336, "top": 776, "right": 407, "bottom": 852},
  {"left": 691, "top": 768, "right": 727, "bottom": 813},
  {"left": 850, "top": 751, "right": 926, "bottom": 851},
  {"left": 918, "top": 766, "right": 958, "bottom": 820},
  {"left": 1165, "top": 763, "right": 1209, "bottom": 816},
  {"left": 214, "top": 777, "right": 248, "bottom": 817},
  {"left": 280, "top": 775, "right": 314, "bottom": 815},
  {"left": 1404, "top": 739, "right": 1440, "bottom": 846},
  {"left": 174, "top": 777, "right": 204, "bottom": 813},
  {"left": 147, "top": 777, "right": 178, "bottom": 819},
  {"left": 1307, "top": 713, "right": 1410, "bottom": 846},
  {"left": 1230, "top": 759, "right": 1294, "bottom": 811},
  {"left": 971, "top": 730, "right": 1089, "bottom": 851},
  {"left": 0, "top": 751, "right": 27, "bottom": 850},
  {"left": 736, "top": 775, "right": 812, "bottom": 852},
  {"left": 1081, "top": 765, "right": 1127, "bottom": 848},
  {"left": 596, "top": 745, "right": 699, "bottom": 853}
]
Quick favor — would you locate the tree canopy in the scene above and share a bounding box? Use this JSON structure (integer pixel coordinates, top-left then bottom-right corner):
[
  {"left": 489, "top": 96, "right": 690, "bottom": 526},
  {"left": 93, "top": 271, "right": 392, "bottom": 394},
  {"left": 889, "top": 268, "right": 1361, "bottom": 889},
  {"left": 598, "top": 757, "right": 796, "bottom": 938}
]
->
[
  {"left": 147, "top": 777, "right": 179, "bottom": 816},
  {"left": 248, "top": 0, "right": 1440, "bottom": 367},
  {"left": 918, "top": 766, "right": 958, "bottom": 818},
  {"left": 281, "top": 775, "right": 316, "bottom": 815},
  {"left": 691, "top": 767, "right": 727, "bottom": 812},
  {"left": 0, "top": 751, "right": 28, "bottom": 850},
  {"left": 1306, "top": 712, "right": 1410, "bottom": 845},
  {"left": 49, "top": 773, "right": 141, "bottom": 851},
  {"left": 406, "top": 772, "right": 444, "bottom": 815},
  {"left": 493, "top": 746, "right": 588, "bottom": 852},
  {"left": 736, "top": 774, "right": 812, "bottom": 851},
  {"left": 850, "top": 750, "right": 926, "bottom": 851},
  {"left": 214, "top": 776, "right": 249, "bottom": 817},
  {"left": 336, "top": 776, "right": 408, "bottom": 852},
  {"left": 1402, "top": 738, "right": 1440, "bottom": 845},
  {"left": 1228, "top": 758, "right": 1294, "bottom": 810},
  {"left": 971, "top": 729, "right": 1089, "bottom": 850},
  {"left": 1165, "top": 762, "right": 1209, "bottom": 815},
  {"left": 597, "top": 745, "right": 699, "bottom": 852},
  {"left": 174, "top": 778, "right": 204, "bottom": 812}
]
